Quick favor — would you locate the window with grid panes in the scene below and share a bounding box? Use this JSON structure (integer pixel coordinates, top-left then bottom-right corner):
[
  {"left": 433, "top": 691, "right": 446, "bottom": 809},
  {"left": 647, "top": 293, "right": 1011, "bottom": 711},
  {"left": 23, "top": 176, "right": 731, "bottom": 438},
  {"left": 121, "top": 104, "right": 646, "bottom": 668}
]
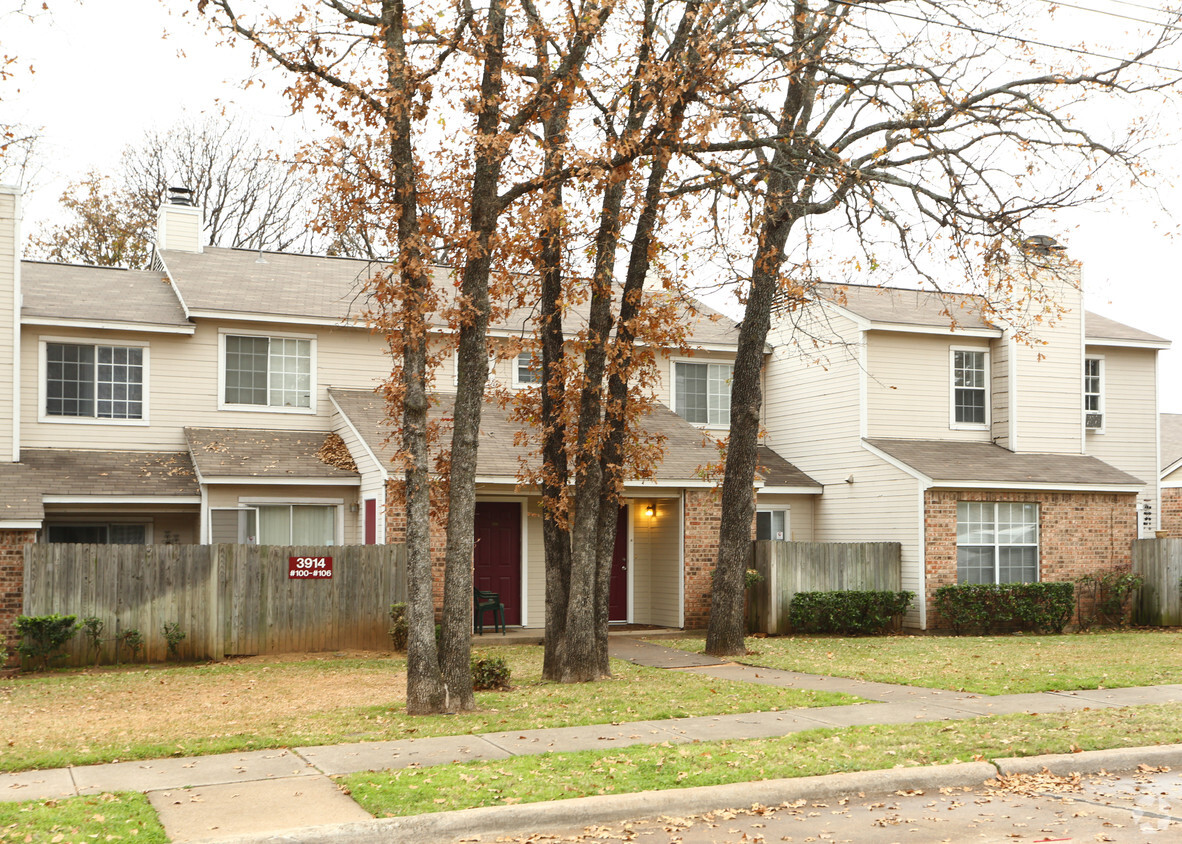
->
[
  {"left": 515, "top": 351, "right": 541, "bottom": 386},
  {"left": 224, "top": 335, "right": 311, "bottom": 408},
  {"left": 956, "top": 501, "right": 1038, "bottom": 584},
  {"left": 1084, "top": 357, "right": 1103, "bottom": 430},
  {"left": 674, "top": 361, "right": 732, "bottom": 425},
  {"left": 46, "top": 343, "right": 143, "bottom": 419},
  {"left": 952, "top": 349, "right": 987, "bottom": 426}
]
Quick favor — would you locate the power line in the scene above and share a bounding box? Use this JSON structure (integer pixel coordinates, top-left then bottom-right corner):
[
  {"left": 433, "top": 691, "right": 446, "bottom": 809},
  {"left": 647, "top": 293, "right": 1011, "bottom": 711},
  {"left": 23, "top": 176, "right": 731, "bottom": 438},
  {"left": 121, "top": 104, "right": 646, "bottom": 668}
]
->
[
  {"left": 1030, "top": 0, "right": 1182, "bottom": 32},
  {"left": 831, "top": 0, "right": 1182, "bottom": 76}
]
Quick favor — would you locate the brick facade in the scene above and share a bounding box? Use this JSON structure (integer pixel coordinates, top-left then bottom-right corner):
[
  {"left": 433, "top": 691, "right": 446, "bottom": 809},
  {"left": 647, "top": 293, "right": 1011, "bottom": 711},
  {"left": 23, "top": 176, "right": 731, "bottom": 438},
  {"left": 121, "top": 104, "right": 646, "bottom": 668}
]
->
[
  {"left": 1162, "top": 488, "right": 1182, "bottom": 537},
  {"left": 1, "top": 529, "right": 36, "bottom": 662},
  {"left": 385, "top": 480, "right": 450, "bottom": 616},
  {"left": 924, "top": 489, "right": 1137, "bottom": 628},
  {"left": 682, "top": 489, "right": 723, "bottom": 629}
]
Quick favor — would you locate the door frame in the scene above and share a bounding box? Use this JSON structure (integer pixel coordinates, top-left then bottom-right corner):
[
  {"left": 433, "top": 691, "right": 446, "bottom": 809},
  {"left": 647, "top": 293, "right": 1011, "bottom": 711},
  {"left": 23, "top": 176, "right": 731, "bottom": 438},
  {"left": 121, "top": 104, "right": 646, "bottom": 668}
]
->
[{"left": 475, "top": 495, "right": 530, "bottom": 627}]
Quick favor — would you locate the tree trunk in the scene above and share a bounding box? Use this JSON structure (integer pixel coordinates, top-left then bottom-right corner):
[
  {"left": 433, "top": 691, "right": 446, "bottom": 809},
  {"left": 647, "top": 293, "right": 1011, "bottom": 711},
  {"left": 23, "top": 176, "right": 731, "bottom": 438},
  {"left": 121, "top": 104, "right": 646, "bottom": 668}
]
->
[
  {"left": 382, "top": 0, "right": 446, "bottom": 714},
  {"left": 438, "top": 0, "right": 509, "bottom": 711}
]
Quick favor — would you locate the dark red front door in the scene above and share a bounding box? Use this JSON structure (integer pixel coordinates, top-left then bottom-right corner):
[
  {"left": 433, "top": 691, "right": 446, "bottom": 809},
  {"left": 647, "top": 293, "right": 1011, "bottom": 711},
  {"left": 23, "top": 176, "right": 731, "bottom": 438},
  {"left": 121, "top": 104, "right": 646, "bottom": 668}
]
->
[
  {"left": 609, "top": 505, "right": 628, "bottom": 622},
  {"left": 473, "top": 502, "right": 522, "bottom": 625}
]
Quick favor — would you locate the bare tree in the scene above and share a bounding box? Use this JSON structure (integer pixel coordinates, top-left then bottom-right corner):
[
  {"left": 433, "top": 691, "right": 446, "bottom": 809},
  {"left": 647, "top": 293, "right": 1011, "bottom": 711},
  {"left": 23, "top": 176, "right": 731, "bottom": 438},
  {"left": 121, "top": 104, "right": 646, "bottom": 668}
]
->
[{"left": 703, "top": 0, "right": 1181, "bottom": 655}]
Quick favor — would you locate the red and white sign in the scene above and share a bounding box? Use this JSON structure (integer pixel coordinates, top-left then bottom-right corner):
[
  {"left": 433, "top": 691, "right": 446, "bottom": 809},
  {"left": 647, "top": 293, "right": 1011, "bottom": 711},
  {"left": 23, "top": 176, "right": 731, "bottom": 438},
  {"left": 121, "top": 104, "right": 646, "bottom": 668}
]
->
[{"left": 288, "top": 556, "right": 333, "bottom": 579}]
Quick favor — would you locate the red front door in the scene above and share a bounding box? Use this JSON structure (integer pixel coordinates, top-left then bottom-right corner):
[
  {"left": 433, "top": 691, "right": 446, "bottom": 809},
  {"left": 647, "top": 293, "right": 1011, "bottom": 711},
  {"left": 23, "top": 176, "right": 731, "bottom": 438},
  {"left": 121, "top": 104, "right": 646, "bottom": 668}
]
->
[
  {"left": 609, "top": 505, "right": 628, "bottom": 622},
  {"left": 473, "top": 502, "right": 522, "bottom": 625}
]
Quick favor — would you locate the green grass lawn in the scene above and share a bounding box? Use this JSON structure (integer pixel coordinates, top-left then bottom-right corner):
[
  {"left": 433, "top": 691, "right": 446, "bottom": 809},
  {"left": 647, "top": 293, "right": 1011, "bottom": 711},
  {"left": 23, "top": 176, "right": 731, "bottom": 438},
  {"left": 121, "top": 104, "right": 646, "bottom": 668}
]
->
[
  {"left": 656, "top": 630, "right": 1182, "bottom": 694},
  {"left": 0, "top": 646, "right": 858, "bottom": 772},
  {"left": 343, "top": 700, "right": 1182, "bottom": 817},
  {"left": 0, "top": 792, "right": 166, "bottom": 843}
]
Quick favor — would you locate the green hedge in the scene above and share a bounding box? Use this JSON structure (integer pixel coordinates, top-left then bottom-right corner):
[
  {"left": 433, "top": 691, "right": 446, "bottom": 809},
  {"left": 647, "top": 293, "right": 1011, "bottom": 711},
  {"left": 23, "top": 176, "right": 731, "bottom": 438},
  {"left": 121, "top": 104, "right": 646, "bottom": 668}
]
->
[
  {"left": 934, "top": 582, "right": 1074, "bottom": 635},
  {"left": 788, "top": 590, "right": 913, "bottom": 635}
]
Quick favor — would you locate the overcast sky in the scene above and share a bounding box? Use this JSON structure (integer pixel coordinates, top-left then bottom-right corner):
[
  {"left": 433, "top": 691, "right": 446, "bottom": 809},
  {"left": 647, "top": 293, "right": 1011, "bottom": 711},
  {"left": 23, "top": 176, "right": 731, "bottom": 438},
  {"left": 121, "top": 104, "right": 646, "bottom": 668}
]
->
[{"left": 3, "top": 0, "right": 1181, "bottom": 412}]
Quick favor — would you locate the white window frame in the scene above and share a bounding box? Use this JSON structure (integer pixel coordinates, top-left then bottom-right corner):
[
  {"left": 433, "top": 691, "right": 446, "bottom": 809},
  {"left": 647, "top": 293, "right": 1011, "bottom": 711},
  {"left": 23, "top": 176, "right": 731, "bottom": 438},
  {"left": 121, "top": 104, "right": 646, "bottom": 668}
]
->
[
  {"left": 671, "top": 358, "right": 734, "bottom": 429},
  {"left": 956, "top": 501, "right": 1039, "bottom": 585},
  {"left": 512, "top": 350, "right": 541, "bottom": 388},
  {"left": 218, "top": 329, "right": 317, "bottom": 414},
  {"left": 755, "top": 508, "right": 789, "bottom": 541},
  {"left": 38, "top": 337, "right": 150, "bottom": 426},
  {"left": 1084, "top": 355, "right": 1105, "bottom": 434},
  {"left": 949, "top": 346, "right": 990, "bottom": 430},
  {"left": 236, "top": 497, "right": 344, "bottom": 546}
]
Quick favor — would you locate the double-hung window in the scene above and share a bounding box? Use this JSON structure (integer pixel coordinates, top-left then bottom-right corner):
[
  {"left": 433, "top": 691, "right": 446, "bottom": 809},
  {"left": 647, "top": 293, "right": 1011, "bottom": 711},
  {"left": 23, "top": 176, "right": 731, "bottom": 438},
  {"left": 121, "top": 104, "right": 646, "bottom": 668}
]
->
[
  {"left": 1084, "top": 357, "right": 1104, "bottom": 431},
  {"left": 45, "top": 342, "right": 145, "bottom": 420},
  {"left": 956, "top": 501, "right": 1038, "bottom": 584},
  {"left": 223, "top": 334, "right": 313, "bottom": 410},
  {"left": 514, "top": 351, "right": 541, "bottom": 386},
  {"left": 951, "top": 348, "right": 988, "bottom": 427},
  {"left": 674, "top": 361, "right": 732, "bottom": 426}
]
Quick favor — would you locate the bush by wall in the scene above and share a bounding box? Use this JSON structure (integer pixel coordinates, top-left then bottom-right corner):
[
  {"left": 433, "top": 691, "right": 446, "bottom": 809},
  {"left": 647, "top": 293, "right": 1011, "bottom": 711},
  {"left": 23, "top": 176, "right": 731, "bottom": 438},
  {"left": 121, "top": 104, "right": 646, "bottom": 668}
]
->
[
  {"left": 1075, "top": 570, "right": 1143, "bottom": 631},
  {"left": 934, "top": 582, "right": 1074, "bottom": 635},
  {"left": 788, "top": 590, "right": 913, "bottom": 635},
  {"left": 471, "top": 655, "right": 511, "bottom": 691},
  {"left": 15, "top": 614, "right": 79, "bottom": 670},
  {"left": 389, "top": 602, "right": 409, "bottom": 652}
]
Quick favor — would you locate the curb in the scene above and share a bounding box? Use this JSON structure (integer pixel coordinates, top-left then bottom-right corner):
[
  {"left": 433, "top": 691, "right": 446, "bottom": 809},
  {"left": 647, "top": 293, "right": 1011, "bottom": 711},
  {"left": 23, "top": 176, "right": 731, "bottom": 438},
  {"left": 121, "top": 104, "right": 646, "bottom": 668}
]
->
[
  {"left": 994, "top": 742, "right": 1182, "bottom": 777},
  {"left": 198, "top": 762, "right": 997, "bottom": 844}
]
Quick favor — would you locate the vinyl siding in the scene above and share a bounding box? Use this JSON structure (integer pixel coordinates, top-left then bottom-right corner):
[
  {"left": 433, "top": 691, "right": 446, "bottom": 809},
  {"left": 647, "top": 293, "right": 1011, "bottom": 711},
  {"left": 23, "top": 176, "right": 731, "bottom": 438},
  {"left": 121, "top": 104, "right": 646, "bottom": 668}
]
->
[
  {"left": 0, "top": 188, "right": 17, "bottom": 462},
  {"left": 1011, "top": 275, "right": 1084, "bottom": 454},
  {"left": 991, "top": 336, "right": 1011, "bottom": 448},
  {"left": 753, "top": 493, "right": 815, "bottom": 541},
  {"left": 157, "top": 205, "right": 202, "bottom": 253},
  {"left": 1084, "top": 345, "right": 1158, "bottom": 512},
  {"left": 865, "top": 332, "right": 992, "bottom": 441},
  {"left": 632, "top": 496, "right": 680, "bottom": 626},
  {"left": 525, "top": 497, "right": 544, "bottom": 628}
]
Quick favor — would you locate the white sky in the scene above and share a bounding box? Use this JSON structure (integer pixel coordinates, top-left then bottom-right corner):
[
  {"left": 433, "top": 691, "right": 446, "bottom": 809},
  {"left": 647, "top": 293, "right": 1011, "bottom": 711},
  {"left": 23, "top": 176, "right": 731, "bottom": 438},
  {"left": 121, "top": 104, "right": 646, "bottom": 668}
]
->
[{"left": 3, "top": 0, "right": 1181, "bottom": 412}]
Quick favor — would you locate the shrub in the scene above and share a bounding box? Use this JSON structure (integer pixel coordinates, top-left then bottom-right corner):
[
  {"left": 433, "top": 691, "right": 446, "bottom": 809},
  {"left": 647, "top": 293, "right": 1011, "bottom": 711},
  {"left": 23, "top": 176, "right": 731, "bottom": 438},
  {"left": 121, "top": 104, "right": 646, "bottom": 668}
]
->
[
  {"left": 389, "top": 602, "right": 409, "bottom": 652},
  {"left": 119, "top": 628, "right": 145, "bottom": 663},
  {"left": 15, "top": 614, "right": 79, "bottom": 670},
  {"left": 934, "top": 582, "right": 1074, "bottom": 635},
  {"left": 788, "top": 590, "right": 913, "bottom": 635},
  {"left": 80, "top": 616, "right": 105, "bottom": 667},
  {"left": 162, "top": 622, "right": 187, "bottom": 660},
  {"left": 1075, "top": 570, "right": 1143, "bottom": 630},
  {"left": 470, "top": 655, "right": 511, "bottom": 691}
]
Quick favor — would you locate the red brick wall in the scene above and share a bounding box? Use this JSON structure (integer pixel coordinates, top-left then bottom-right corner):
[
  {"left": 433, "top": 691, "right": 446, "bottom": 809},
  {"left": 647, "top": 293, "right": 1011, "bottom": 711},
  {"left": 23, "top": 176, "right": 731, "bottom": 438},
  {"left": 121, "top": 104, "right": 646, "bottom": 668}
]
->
[
  {"left": 385, "top": 480, "right": 450, "bottom": 616},
  {"left": 924, "top": 489, "right": 1136, "bottom": 628},
  {"left": 683, "top": 489, "right": 723, "bottom": 629},
  {"left": 1162, "top": 488, "right": 1182, "bottom": 537},
  {"left": 1, "top": 530, "right": 36, "bottom": 662}
]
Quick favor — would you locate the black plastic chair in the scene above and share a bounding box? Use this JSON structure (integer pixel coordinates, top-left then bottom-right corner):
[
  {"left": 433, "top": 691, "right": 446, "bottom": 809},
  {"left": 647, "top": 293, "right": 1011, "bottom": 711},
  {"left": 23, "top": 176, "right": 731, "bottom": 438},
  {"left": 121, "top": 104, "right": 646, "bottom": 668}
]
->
[{"left": 474, "top": 588, "right": 506, "bottom": 635}]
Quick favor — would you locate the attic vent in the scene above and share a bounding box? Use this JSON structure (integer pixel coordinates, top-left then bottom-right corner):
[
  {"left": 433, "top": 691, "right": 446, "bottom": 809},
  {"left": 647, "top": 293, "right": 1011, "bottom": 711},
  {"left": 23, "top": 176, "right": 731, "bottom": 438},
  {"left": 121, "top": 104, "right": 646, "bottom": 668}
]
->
[
  {"left": 166, "top": 186, "right": 194, "bottom": 207},
  {"left": 1085, "top": 412, "right": 1104, "bottom": 430}
]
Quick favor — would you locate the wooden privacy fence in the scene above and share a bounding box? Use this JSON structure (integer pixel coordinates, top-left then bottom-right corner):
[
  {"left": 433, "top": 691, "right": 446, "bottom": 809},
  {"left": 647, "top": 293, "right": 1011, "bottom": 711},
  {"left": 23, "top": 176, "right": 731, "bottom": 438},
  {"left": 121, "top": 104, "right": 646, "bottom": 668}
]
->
[
  {"left": 750, "top": 541, "right": 902, "bottom": 635},
  {"left": 1133, "top": 538, "right": 1182, "bottom": 626},
  {"left": 23, "top": 543, "right": 407, "bottom": 665}
]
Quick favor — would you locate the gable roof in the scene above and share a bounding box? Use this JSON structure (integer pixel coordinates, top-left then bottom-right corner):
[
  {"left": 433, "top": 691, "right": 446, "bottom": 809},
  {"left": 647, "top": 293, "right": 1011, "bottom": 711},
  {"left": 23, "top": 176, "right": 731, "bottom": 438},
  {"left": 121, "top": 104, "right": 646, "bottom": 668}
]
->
[
  {"left": 20, "top": 261, "right": 191, "bottom": 332},
  {"left": 330, "top": 387, "right": 819, "bottom": 488},
  {"left": 184, "top": 428, "right": 360, "bottom": 482},
  {"left": 1162, "top": 414, "right": 1182, "bottom": 476},
  {"left": 816, "top": 283, "right": 1168, "bottom": 347},
  {"left": 0, "top": 449, "right": 200, "bottom": 522},
  {"left": 157, "top": 247, "right": 741, "bottom": 347},
  {"left": 865, "top": 438, "right": 1143, "bottom": 489}
]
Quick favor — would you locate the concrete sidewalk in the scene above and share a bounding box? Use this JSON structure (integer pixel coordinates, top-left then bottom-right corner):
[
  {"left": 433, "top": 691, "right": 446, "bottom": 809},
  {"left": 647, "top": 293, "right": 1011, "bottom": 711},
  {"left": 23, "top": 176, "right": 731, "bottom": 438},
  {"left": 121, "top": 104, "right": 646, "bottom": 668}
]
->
[{"left": 4, "top": 640, "right": 1182, "bottom": 842}]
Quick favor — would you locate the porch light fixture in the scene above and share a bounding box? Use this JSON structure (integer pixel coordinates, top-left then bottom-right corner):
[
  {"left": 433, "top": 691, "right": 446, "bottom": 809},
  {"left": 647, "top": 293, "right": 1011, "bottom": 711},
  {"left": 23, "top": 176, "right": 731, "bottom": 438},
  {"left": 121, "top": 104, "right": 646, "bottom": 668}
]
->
[{"left": 644, "top": 503, "right": 655, "bottom": 518}]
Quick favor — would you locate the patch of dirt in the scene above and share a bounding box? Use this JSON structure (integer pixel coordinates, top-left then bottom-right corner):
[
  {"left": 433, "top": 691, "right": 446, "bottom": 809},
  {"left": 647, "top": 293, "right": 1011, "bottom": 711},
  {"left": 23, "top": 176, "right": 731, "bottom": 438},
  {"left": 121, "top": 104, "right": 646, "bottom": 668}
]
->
[{"left": 0, "top": 651, "right": 407, "bottom": 767}]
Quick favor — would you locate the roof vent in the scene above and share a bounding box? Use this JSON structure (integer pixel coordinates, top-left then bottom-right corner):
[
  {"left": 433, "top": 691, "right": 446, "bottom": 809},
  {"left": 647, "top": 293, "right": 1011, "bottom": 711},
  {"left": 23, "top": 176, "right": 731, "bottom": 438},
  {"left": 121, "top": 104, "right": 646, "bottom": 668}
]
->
[
  {"left": 166, "top": 186, "right": 194, "bottom": 207},
  {"left": 1021, "top": 235, "right": 1065, "bottom": 255}
]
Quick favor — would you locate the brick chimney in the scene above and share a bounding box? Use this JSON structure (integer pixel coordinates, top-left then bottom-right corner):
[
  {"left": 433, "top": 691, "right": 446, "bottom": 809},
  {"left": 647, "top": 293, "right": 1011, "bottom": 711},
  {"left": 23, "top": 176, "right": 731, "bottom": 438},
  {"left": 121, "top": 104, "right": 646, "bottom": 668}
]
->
[{"left": 155, "top": 186, "right": 204, "bottom": 253}]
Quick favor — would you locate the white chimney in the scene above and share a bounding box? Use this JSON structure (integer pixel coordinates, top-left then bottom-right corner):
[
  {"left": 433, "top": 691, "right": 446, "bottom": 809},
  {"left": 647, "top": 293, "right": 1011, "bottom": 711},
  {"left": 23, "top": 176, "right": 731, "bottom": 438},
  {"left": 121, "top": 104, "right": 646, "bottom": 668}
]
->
[
  {"left": 0, "top": 184, "right": 22, "bottom": 462},
  {"left": 156, "top": 186, "right": 204, "bottom": 253}
]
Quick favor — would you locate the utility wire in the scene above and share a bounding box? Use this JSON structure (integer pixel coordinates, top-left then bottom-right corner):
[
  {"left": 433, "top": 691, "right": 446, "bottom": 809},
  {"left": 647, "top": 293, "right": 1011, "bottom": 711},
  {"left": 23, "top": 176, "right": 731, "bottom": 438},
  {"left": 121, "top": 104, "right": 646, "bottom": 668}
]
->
[
  {"left": 832, "top": 0, "right": 1182, "bottom": 76},
  {"left": 1030, "top": 0, "right": 1182, "bottom": 32}
]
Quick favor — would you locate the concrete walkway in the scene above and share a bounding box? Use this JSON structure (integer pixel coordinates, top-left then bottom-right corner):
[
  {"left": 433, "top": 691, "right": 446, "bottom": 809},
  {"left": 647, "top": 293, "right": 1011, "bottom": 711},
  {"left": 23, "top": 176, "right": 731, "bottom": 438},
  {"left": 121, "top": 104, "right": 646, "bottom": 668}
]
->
[{"left": 4, "top": 640, "right": 1182, "bottom": 843}]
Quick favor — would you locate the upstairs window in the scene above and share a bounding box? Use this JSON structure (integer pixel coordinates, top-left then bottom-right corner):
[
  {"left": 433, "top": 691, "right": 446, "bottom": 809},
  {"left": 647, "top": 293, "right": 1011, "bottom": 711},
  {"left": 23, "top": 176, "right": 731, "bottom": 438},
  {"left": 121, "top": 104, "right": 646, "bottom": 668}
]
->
[
  {"left": 674, "top": 361, "right": 732, "bottom": 426},
  {"left": 224, "top": 334, "right": 312, "bottom": 409},
  {"left": 1084, "top": 357, "right": 1104, "bottom": 431},
  {"left": 956, "top": 501, "right": 1038, "bottom": 584},
  {"left": 45, "top": 342, "right": 144, "bottom": 420},
  {"left": 514, "top": 351, "right": 541, "bottom": 386},
  {"left": 951, "top": 348, "right": 988, "bottom": 427}
]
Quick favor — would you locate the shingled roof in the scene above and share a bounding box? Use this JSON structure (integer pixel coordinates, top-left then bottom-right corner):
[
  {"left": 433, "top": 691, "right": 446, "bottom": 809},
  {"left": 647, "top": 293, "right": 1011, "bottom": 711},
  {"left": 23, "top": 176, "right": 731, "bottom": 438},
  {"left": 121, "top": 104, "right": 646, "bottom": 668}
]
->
[
  {"left": 21, "top": 261, "right": 190, "bottom": 329},
  {"left": 0, "top": 450, "right": 200, "bottom": 521},
  {"left": 157, "top": 247, "right": 741, "bottom": 347},
  {"left": 330, "top": 387, "right": 818, "bottom": 487},
  {"left": 184, "top": 428, "right": 360, "bottom": 481},
  {"left": 1162, "top": 414, "right": 1182, "bottom": 473},
  {"left": 866, "top": 438, "right": 1143, "bottom": 487}
]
